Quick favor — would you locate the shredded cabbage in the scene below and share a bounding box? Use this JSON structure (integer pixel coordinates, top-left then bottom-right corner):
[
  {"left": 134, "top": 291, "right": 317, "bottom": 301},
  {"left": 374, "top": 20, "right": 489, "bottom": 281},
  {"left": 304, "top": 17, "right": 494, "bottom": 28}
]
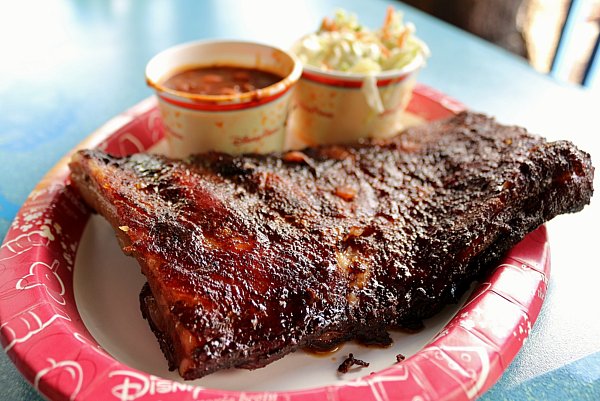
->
[{"left": 292, "top": 7, "right": 430, "bottom": 74}]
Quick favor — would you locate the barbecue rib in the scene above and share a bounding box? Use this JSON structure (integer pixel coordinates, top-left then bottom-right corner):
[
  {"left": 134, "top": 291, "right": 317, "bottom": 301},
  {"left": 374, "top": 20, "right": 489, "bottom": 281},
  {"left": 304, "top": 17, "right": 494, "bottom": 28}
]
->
[{"left": 69, "top": 111, "right": 594, "bottom": 379}]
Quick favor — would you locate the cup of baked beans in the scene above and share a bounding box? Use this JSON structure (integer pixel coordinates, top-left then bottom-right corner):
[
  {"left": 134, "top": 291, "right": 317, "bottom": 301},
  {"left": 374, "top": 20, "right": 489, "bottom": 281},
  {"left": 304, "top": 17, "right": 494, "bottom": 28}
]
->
[{"left": 146, "top": 40, "right": 302, "bottom": 157}]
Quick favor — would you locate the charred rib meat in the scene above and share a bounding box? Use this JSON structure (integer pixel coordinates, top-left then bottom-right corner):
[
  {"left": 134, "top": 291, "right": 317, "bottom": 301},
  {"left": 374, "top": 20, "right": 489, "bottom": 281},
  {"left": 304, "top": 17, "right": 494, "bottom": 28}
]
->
[{"left": 69, "top": 112, "right": 594, "bottom": 379}]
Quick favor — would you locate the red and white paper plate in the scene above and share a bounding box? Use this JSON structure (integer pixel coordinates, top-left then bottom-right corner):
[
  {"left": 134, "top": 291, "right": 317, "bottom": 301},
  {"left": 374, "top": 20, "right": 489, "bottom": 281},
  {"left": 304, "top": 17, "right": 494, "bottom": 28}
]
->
[{"left": 0, "top": 85, "right": 549, "bottom": 401}]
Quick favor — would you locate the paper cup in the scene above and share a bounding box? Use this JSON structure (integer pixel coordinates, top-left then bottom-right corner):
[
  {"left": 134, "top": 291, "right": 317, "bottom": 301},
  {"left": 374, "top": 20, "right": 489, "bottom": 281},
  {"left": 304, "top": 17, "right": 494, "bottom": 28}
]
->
[
  {"left": 146, "top": 40, "right": 302, "bottom": 157},
  {"left": 288, "top": 54, "right": 425, "bottom": 146}
]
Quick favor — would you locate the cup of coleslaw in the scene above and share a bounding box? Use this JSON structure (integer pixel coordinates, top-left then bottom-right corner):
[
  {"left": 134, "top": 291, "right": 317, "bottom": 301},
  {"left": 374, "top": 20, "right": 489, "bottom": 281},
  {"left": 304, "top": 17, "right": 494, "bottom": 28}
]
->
[{"left": 289, "top": 8, "right": 429, "bottom": 146}]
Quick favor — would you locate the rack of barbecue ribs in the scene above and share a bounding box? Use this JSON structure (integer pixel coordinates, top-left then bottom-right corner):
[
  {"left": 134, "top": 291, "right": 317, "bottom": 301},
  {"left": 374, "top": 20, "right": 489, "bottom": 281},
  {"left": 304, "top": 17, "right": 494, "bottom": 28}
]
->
[{"left": 69, "top": 111, "right": 594, "bottom": 379}]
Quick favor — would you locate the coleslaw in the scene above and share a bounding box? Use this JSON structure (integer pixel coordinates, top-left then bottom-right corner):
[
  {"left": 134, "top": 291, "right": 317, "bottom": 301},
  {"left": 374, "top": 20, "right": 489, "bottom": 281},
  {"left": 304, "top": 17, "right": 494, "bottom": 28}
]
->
[{"left": 292, "top": 7, "right": 430, "bottom": 74}]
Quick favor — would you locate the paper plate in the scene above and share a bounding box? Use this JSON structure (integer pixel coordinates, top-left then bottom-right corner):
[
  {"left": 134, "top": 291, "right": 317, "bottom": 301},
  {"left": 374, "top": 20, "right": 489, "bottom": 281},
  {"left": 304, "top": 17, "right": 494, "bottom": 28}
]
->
[{"left": 0, "top": 85, "right": 549, "bottom": 401}]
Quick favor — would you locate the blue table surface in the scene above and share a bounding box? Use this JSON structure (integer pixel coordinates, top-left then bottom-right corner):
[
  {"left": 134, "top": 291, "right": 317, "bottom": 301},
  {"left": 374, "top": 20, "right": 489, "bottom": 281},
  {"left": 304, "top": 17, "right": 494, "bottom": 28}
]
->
[{"left": 1, "top": 1, "right": 599, "bottom": 400}]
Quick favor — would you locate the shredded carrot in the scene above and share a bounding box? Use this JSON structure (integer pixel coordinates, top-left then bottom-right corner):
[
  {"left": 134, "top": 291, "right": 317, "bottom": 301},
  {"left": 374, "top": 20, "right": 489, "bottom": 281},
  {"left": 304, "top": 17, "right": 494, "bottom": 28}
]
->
[
  {"left": 380, "top": 44, "right": 390, "bottom": 57},
  {"left": 382, "top": 6, "right": 395, "bottom": 39},
  {"left": 320, "top": 17, "right": 338, "bottom": 32},
  {"left": 384, "top": 6, "right": 394, "bottom": 28},
  {"left": 397, "top": 28, "right": 409, "bottom": 48}
]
